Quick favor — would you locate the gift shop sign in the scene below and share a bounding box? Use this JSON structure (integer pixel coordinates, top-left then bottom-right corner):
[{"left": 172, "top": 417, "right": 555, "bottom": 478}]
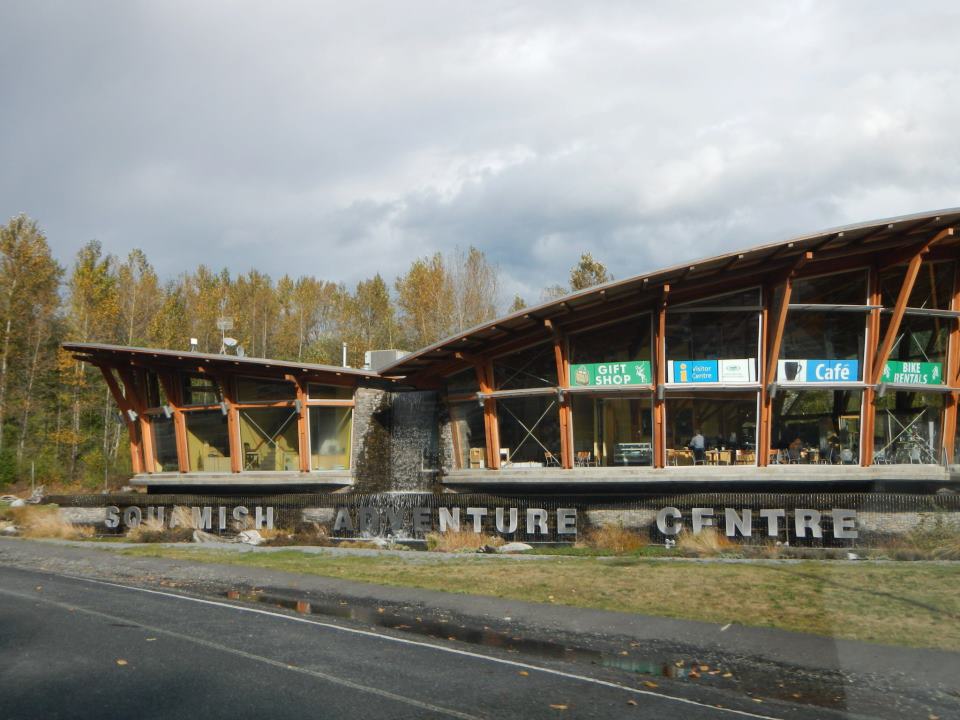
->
[{"left": 570, "top": 361, "right": 651, "bottom": 387}]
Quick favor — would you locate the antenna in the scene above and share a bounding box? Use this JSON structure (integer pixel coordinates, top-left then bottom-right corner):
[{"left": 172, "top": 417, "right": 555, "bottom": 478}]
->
[
  {"left": 189, "top": 337, "right": 198, "bottom": 352},
  {"left": 217, "top": 317, "right": 234, "bottom": 354}
]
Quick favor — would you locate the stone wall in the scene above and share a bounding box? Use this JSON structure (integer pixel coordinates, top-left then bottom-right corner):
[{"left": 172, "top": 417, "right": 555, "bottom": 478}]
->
[{"left": 351, "top": 388, "right": 442, "bottom": 493}]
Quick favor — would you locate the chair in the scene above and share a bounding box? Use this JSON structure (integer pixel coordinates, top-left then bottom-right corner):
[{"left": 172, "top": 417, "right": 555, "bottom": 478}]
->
[
  {"left": 840, "top": 448, "right": 855, "bottom": 464},
  {"left": 575, "top": 451, "right": 598, "bottom": 467},
  {"left": 544, "top": 451, "right": 561, "bottom": 467},
  {"left": 692, "top": 447, "right": 706, "bottom": 465}
]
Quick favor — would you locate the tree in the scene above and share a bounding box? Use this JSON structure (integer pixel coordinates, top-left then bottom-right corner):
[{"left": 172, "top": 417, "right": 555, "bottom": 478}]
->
[
  {"left": 395, "top": 253, "right": 455, "bottom": 349},
  {"left": 116, "top": 249, "right": 161, "bottom": 346},
  {"left": 569, "top": 252, "right": 611, "bottom": 291},
  {"left": 450, "top": 246, "right": 499, "bottom": 332},
  {"left": 508, "top": 295, "right": 527, "bottom": 313},
  {"left": 540, "top": 284, "right": 568, "bottom": 302},
  {"left": 0, "top": 215, "right": 61, "bottom": 460}
]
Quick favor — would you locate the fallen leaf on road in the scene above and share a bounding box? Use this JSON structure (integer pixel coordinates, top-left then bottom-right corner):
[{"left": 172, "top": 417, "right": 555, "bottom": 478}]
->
[
  {"left": 620, "top": 651, "right": 629, "bottom": 656},
  {"left": 146, "top": 638, "right": 156, "bottom": 642},
  {"left": 627, "top": 699, "right": 637, "bottom": 705},
  {"left": 116, "top": 659, "right": 128, "bottom": 666},
  {"left": 377, "top": 608, "right": 384, "bottom": 613},
  {"left": 642, "top": 681, "right": 658, "bottom": 688},
  {"left": 35, "top": 586, "right": 42, "bottom": 591},
  {"left": 549, "top": 704, "right": 567, "bottom": 710},
  {"left": 722, "top": 672, "right": 733, "bottom": 678},
  {"left": 752, "top": 698, "right": 763, "bottom": 703},
  {"left": 699, "top": 665, "right": 709, "bottom": 672},
  {"left": 674, "top": 660, "right": 684, "bottom": 667}
]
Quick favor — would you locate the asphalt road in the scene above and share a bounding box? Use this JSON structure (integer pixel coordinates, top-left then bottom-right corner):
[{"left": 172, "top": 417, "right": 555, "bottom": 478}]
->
[{"left": 0, "top": 565, "right": 830, "bottom": 720}]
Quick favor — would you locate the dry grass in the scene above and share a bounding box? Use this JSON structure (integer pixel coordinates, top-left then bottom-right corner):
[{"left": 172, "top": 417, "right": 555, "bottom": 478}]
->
[
  {"left": 13, "top": 505, "right": 93, "bottom": 540},
  {"left": 170, "top": 506, "right": 200, "bottom": 530},
  {"left": 676, "top": 528, "right": 733, "bottom": 557},
  {"left": 579, "top": 524, "right": 647, "bottom": 554},
  {"left": 125, "top": 517, "right": 193, "bottom": 543},
  {"left": 876, "top": 525, "right": 960, "bottom": 561},
  {"left": 425, "top": 530, "right": 504, "bottom": 552},
  {"left": 125, "top": 545, "right": 960, "bottom": 651}
]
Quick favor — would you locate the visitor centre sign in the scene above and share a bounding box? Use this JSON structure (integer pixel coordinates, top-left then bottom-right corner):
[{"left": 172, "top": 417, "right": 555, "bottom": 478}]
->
[{"left": 571, "top": 361, "right": 651, "bottom": 387}]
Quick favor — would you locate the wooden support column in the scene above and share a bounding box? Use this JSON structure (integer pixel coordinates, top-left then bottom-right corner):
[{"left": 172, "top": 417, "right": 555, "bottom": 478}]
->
[
  {"left": 214, "top": 374, "right": 243, "bottom": 473},
  {"left": 653, "top": 285, "right": 669, "bottom": 468},
  {"left": 872, "top": 228, "right": 954, "bottom": 383},
  {"left": 546, "top": 319, "right": 573, "bottom": 469},
  {"left": 942, "top": 262, "right": 960, "bottom": 464},
  {"left": 117, "top": 367, "right": 154, "bottom": 474},
  {"left": 292, "top": 376, "right": 311, "bottom": 473},
  {"left": 97, "top": 365, "right": 144, "bottom": 475},
  {"left": 158, "top": 371, "right": 190, "bottom": 473},
  {"left": 861, "top": 266, "right": 882, "bottom": 466},
  {"left": 474, "top": 361, "right": 500, "bottom": 470}
]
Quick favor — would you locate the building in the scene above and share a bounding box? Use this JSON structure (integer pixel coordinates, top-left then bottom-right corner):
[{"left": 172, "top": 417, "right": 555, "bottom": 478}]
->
[{"left": 65, "top": 208, "right": 960, "bottom": 493}]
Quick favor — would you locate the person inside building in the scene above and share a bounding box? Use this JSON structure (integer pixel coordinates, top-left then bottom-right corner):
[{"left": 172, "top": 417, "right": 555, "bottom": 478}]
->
[{"left": 689, "top": 429, "right": 706, "bottom": 465}]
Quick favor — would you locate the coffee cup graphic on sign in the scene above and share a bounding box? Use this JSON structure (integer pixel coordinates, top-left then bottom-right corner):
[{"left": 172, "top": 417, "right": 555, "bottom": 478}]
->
[{"left": 784, "top": 361, "right": 800, "bottom": 381}]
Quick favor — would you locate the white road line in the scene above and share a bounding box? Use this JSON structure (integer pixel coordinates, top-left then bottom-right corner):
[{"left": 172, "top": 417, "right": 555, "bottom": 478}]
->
[
  {"left": 68, "top": 575, "right": 785, "bottom": 720},
  {"left": 0, "top": 586, "right": 480, "bottom": 720}
]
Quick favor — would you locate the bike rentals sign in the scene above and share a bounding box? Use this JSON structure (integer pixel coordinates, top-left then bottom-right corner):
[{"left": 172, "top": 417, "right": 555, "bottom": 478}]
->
[{"left": 882, "top": 360, "right": 942, "bottom": 385}]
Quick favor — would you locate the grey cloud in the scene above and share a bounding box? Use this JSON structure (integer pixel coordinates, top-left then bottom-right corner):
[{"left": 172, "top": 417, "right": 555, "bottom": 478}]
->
[{"left": 2, "top": 1, "right": 959, "bottom": 303}]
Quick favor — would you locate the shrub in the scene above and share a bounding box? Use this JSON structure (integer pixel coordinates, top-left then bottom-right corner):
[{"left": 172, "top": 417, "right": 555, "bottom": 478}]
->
[
  {"left": 425, "top": 530, "right": 504, "bottom": 552},
  {"left": 676, "top": 528, "right": 732, "bottom": 557},
  {"left": 580, "top": 524, "right": 647, "bottom": 554}
]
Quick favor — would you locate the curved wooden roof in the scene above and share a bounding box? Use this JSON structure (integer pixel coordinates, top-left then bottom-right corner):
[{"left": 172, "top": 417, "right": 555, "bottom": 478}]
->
[{"left": 380, "top": 207, "right": 960, "bottom": 380}]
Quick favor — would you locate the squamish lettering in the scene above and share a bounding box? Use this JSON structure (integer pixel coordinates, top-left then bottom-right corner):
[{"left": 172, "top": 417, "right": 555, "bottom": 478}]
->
[
  {"left": 656, "top": 507, "right": 858, "bottom": 539},
  {"left": 333, "top": 506, "right": 578, "bottom": 536},
  {"left": 105, "top": 505, "right": 275, "bottom": 530}
]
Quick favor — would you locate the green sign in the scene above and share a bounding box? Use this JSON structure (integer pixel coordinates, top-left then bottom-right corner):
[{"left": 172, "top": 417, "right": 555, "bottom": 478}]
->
[
  {"left": 882, "top": 360, "right": 943, "bottom": 385},
  {"left": 570, "top": 361, "right": 651, "bottom": 387}
]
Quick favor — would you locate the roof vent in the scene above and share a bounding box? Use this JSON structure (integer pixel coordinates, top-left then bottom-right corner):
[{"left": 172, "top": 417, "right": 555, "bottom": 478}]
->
[{"left": 364, "top": 349, "right": 408, "bottom": 372}]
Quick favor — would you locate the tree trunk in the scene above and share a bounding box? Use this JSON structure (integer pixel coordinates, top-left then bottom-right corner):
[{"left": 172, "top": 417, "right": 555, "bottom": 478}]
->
[{"left": 16, "top": 321, "right": 44, "bottom": 464}]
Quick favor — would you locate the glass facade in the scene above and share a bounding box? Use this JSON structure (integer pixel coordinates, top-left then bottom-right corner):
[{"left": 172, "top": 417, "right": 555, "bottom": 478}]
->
[
  {"left": 237, "top": 377, "right": 297, "bottom": 402},
  {"left": 664, "top": 392, "right": 757, "bottom": 465},
  {"left": 184, "top": 410, "right": 231, "bottom": 472},
  {"left": 150, "top": 415, "right": 178, "bottom": 471},
  {"left": 572, "top": 395, "right": 653, "bottom": 466},
  {"left": 309, "top": 406, "right": 352, "bottom": 470},
  {"left": 450, "top": 402, "right": 486, "bottom": 468},
  {"left": 873, "top": 391, "right": 944, "bottom": 465},
  {"left": 497, "top": 395, "right": 562, "bottom": 466},
  {"left": 239, "top": 407, "right": 301, "bottom": 471},
  {"left": 494, "top": 343, "right": 557, "bottom": 390},
  {"left": 182, "top": 374, "right": 221, "bottom": 405},
  {"left": 771, "top": 389, "right": 862, "bottom": 464},
  {"left": 307, "top": 383, "right": 353, "bottom": 400}
]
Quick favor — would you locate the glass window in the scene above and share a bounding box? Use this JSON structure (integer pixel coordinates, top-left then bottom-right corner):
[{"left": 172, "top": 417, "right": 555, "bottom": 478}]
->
[
  {"left": 779, "top": 312, "right": 866, "bottom": 381},
  {"left": 145, "top": 372, "right": 167, "bottom": 409},
  {"left": 307, "top": 383, "right": 353, "bottom": 400},
  {"left": 450, "top": 402, "right": 486, "bottom": 468},
  {"left": 239, "top": 407, "right": 301, "bottom": 471},
  {"left": 237, "top": 377, "right": 297, "bottom": 402},
  {"left": 791, "top": 270, "right": 867, "bottom": 305},
  {"left": 881, "top": 314, "right": 952, "bottom": 371},
  {"left": 771, "top": 389, "right": 862, "bottom": 465},
  {"left": 569, "top": 316, "right": 651, "bottom": 365},
  {"left": 493, "top": 343, "right": 557, "bottom": 390},
  {"left": 184, "top": 410, "right": 231, "bottom": 472},
  {"left": 310, "top": 406, "right": 353, "bottom": 470},
  {"left": 497, "top": 395, "right": 561, "bottom": 466},
  {"left": 150, "top": 415, "right": 178, "bottom": 472},
  {"left": 880, "top": 261, "right": 955, "bottom": 310},
  {"left": 676, "top": 288, "right": 761, "bottom": 309},
  {"left": 572, "top": 395, "right": 652, "bottom": 467},
  {"left": 666, "top": 311, "right": 759, "bottom": 362},
  {"left": 873, "top": 391, "right": 944, "bottom": 465},
  {"left": 444, "top": 368, "right": 480, "bottom": 396},
  {"left": 182, "top": 374, "right": 221, "bottom": 405},
  {"left": 665, "top": 392, "right": 757, "bottom": 466}
]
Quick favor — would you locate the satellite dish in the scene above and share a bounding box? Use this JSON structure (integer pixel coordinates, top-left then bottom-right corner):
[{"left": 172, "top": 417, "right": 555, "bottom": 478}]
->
[{"left": 223, "top": 337, "right": 238, "bottom": 348}]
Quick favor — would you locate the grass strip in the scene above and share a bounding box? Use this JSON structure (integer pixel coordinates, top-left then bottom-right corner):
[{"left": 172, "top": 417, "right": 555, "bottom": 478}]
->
[{"left": 122, "top": 546, "right": 960, "bottom": 651}]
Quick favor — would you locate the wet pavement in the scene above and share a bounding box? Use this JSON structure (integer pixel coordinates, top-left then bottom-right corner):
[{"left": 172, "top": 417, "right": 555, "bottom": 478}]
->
[{"left": 1, "top": 537, "right": 958, "bottom": 719}]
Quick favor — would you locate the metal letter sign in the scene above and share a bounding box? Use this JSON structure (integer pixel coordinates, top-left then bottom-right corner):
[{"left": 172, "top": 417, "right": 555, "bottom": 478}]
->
[
  {"left": 882, "top": 360, "right": 942, "bottom": 385},
  {"left": 571, "top": 360, "right": 651, "bottom": 387}
]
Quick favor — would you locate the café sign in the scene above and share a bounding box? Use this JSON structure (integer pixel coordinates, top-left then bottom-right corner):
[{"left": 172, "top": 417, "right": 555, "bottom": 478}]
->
[
  {"left": 778, "top": 359, "right": 859, "bottom": 383},
  {"left": 882, "top": 360, "right": 942, "bottom": 385},
  {"left": 571, "top": 360, "right": 651, "bottom": 387}
]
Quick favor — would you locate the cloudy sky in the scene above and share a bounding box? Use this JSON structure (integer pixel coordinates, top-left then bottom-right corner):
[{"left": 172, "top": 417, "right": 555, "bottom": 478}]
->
[{"left": 2, "top": 1, "right": 959, "bottom": 304}]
